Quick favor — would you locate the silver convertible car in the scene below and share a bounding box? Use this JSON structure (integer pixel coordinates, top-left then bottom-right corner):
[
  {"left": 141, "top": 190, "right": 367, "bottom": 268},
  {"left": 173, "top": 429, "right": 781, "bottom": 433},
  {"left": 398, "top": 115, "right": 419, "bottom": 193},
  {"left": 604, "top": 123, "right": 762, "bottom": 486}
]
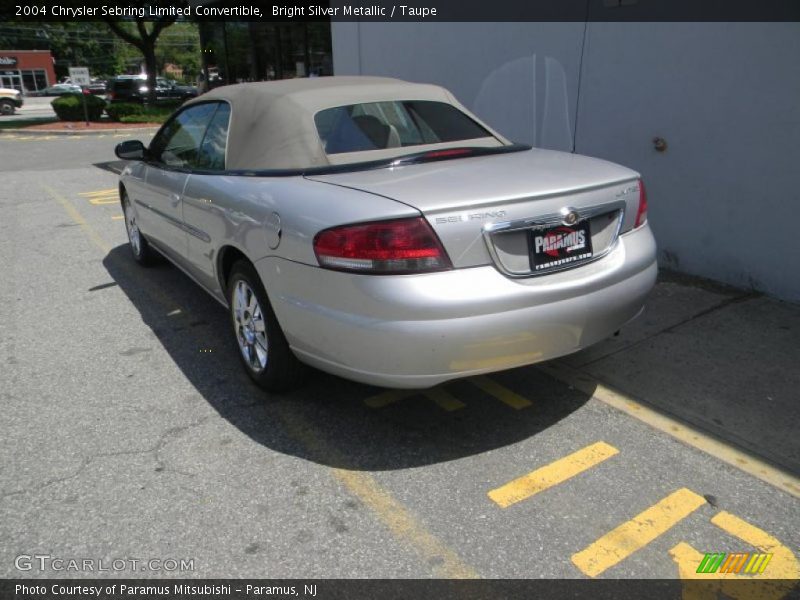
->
[{"left": 115, "top": 77, "right": 656, "bottom": 391}]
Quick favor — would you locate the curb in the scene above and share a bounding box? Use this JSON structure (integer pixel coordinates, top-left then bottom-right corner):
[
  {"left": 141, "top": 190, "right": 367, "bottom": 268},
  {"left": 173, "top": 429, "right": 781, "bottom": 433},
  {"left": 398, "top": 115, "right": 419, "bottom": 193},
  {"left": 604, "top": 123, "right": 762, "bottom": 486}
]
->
[{"left": 1, "top": 126, "right": 160, "bottom": 136}]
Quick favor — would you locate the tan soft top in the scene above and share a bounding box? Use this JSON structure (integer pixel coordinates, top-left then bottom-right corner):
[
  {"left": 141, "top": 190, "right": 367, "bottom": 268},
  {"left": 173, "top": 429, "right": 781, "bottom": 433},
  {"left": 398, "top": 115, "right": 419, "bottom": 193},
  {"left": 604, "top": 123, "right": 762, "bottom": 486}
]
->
[{"left": 185, "top": 76, "right": 507, "bottom": 171}]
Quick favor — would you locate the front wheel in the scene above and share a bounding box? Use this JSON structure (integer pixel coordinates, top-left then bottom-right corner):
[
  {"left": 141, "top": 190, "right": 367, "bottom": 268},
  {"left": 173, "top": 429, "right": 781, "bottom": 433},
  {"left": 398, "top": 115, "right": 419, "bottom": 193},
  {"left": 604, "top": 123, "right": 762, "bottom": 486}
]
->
[
  {"left": 122, "top": 192, "right": 158, "bottom": 265},
  {"left": 228, "top": 260, "right": 304, "bottom": 392},
  {"left": 0, "top": 100, "right": 15, "bottom": 116}
]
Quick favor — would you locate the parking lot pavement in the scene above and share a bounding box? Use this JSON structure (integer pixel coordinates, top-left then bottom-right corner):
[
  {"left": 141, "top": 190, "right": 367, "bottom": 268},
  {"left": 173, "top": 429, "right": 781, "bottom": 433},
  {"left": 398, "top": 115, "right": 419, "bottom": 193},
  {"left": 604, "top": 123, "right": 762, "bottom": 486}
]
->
[
  {"left": 1, "top": 135, "right": 798, "bottom": 586},
  {"left": 3, "top": 95, "right": 57, "bottom": 121}
]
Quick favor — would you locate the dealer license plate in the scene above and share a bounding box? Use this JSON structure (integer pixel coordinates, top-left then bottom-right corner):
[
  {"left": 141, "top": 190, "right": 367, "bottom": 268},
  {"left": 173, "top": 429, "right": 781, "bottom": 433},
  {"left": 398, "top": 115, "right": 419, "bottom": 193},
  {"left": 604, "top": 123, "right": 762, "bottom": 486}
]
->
[{"left": 529, "top": 221, "right": 593, "bottom": 272}]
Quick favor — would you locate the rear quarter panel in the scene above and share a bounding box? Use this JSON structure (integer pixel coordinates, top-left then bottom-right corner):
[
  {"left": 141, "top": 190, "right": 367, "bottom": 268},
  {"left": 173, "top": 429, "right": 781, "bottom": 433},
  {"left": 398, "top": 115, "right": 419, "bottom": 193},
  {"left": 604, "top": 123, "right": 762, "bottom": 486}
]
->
[{"left": 179, "top": 174, "right": 420, "bottom": 295}]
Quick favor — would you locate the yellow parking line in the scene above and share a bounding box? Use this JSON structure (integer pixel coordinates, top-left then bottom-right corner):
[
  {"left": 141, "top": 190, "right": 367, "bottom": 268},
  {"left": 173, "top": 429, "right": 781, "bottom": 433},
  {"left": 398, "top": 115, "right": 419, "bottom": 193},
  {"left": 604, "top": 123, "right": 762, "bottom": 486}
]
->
[
  {"left": 425, "top": 388, "right": 465, "bottom": 412},
  {"left": 111, "top": 215, "right": 125, "bottom": 221},
  {"left": 571, "top": 488, "right": 706, "bottom": 577},
  {"left": 44, "top": 181, "right": 479, "bottom": 579},
  {"left": 364, "top": 376, "right": 535, "bottom": 412},
  {"left": 538, "top": 362, "right": 800, "bottom": 499},
  {"left": 364, "top": 389, "right": 413, "bottom": 408},
  {"left": 711, "top": 511, "right": 799, "bottom": 580},
  {"left": 89, "top": 197, "right": 119, "bottom": 205},
  {"left": 363, "top": 387, "right": 466, "bottom": 411},
  {"left": 275, "top": 408, "right": 480, "bottom": 579},
  {"left": 469, "top": 376, "right": 532, "bottom": 410},
  {"left": 488, "top": 441, "right": 619, "bottom": 508},
  {"left": 42, "top": 185, "right": 111, "bottom": 254},
  {"left": 79, "top": 189, "right": 117, "bottom": 197}
]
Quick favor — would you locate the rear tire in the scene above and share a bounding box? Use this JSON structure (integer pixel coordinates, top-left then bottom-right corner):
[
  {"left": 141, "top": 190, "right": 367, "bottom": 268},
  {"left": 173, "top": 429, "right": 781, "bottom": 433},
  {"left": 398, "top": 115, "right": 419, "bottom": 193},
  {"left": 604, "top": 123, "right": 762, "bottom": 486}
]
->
[
  {"left": 122, "top": 191, "right": 158, "bottom": 266},
  {"left": 0, "top": 100, "right": 15, "bottom": 116},
  {"left": 228, "top": 260, "right": 304, "bottom": 392}
]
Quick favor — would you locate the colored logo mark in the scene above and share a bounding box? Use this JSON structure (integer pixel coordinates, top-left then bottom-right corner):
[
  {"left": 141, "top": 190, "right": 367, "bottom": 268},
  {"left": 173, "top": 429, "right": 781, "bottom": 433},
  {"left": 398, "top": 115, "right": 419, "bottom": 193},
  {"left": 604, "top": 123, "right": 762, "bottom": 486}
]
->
[{"left": 697, "top": 552, "right": 773, "bottom": 574}]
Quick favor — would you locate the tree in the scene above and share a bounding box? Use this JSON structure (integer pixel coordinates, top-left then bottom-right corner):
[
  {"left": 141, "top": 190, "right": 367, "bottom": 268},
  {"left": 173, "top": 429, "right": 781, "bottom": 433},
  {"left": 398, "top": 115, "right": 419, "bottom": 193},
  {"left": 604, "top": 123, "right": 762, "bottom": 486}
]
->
[
  {"left": 0, "top": 22, "right": 121, "bottom": 80},
  {"left": 103, "top": 5, "right": 185, "bottom": 103}
]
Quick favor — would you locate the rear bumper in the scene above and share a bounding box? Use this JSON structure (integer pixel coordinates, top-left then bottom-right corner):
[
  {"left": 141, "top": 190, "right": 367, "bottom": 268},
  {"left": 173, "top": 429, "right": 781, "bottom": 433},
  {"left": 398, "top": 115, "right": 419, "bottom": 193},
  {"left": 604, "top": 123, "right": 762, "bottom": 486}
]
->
[{"left": 255, "top": 224, "right": 657, "bottom": 388}]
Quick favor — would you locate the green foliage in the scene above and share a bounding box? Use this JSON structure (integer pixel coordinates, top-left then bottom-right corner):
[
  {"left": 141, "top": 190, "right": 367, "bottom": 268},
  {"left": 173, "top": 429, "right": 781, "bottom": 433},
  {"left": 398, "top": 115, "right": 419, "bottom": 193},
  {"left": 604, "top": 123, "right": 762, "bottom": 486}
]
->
[
  {"left": 0, "top": 21, "right": 200, "bottom": 81},
  {"left": 0, "top": 22, "right": 120, "bottom": 79},
  {"left": 111, "top": 104, "right": 175, "bottom": 124},
  {"left": 119, "top": 112, "right": 171, "bottom": 124},
  {"left": 105, "top": 102, "right": 144, "bottom": 122},
  {"left": 51, "top": 94, "right": 106, "bottom": 121}
]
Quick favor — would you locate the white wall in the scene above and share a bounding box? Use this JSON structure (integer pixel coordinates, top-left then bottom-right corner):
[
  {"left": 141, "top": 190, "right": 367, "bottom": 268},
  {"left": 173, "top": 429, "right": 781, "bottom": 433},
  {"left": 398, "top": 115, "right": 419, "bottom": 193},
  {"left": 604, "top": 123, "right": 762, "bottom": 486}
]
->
[{"left": 332, "top": 22, "right": 800, "bottom": 301}]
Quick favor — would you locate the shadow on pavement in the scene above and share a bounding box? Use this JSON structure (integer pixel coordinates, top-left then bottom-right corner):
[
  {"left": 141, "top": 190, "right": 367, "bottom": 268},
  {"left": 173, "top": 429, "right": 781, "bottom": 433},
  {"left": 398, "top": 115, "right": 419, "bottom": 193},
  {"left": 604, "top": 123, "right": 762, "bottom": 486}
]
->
[
  {"left": 92, "top": 160, "right": 127, "bottom": 175},
  {"left": 102, "top": 244, "right": 593, "bottom": 472}
]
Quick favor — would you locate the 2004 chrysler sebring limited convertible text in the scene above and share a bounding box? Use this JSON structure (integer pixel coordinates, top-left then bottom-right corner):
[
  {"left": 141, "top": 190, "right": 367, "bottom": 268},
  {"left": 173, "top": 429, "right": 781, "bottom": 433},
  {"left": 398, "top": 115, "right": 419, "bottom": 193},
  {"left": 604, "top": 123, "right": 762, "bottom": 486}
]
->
[{"left": 115, "top": 77, "right": 657, "bottom": 391}]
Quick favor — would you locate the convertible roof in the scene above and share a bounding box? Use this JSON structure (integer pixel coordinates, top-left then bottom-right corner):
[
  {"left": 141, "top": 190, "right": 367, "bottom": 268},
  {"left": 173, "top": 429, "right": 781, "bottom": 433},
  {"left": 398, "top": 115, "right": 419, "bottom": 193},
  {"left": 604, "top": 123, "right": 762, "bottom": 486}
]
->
[{"left": 185, "top": 76, "right": 506, "bottom": 170}]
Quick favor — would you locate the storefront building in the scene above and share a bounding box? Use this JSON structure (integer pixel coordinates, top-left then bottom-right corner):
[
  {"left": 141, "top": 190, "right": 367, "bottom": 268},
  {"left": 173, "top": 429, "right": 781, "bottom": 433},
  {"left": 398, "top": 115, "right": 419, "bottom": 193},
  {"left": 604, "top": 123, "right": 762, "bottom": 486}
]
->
[{"left": 0, "top": 50, "right": 56, "bottom": 93}]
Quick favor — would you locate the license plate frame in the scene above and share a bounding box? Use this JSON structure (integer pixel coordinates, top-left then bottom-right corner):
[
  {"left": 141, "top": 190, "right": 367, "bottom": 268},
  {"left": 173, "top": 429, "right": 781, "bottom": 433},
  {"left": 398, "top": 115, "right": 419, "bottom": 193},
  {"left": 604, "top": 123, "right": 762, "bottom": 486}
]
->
[{"left": 528, "top": 220, "right": 594, "bottom": 273}]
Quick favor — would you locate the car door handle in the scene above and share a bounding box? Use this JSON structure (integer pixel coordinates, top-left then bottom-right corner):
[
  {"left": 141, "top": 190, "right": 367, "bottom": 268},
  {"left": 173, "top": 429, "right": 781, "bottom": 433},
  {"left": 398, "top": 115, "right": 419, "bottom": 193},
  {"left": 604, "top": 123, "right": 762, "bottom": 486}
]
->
[{"left": 169, "top": 193, "right": 180, "bottom": 207}]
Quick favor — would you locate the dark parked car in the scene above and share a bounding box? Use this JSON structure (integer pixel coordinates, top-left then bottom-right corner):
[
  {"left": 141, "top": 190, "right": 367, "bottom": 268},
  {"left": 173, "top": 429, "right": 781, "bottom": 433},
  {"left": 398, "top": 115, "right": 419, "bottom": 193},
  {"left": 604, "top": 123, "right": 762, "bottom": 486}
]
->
[
  {"left": 106, "top": 76, "right": 147, "bottom": 103},
  {"left": 156, "top": 78, "right": 198, "bottom": 101},
  {"left": 107, "top": 76, "right": 197, "bottom": 104}
]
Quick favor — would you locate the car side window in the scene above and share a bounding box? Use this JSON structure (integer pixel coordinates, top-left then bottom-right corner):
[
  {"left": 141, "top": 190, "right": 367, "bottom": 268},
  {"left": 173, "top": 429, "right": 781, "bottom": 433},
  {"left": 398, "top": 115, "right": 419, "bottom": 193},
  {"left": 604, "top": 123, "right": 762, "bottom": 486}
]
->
[
  {"left": 149, "top": 103, "right": 218, "bottom": 169},
  {"left": 196, "top": 103, "right": 231, "bottom": 171}
]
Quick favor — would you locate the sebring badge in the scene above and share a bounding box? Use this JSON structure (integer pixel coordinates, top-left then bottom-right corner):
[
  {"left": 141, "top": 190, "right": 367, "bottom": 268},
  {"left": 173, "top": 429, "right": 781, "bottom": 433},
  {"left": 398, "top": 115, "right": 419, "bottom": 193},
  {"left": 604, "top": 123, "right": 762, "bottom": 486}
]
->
[{"left": 561, "top": 208, "right": 580, "bottom": 226}]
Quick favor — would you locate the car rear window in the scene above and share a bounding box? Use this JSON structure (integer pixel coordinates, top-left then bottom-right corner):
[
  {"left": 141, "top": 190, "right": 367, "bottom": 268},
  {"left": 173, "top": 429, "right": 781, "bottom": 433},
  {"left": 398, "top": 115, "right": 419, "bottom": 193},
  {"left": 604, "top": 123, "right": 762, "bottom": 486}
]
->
[
  {"left": 315, "top": 101, "right": 493, "bottom": 155},
  {"left": 112, "top": 80, "right": 136, "bottom": 91}
]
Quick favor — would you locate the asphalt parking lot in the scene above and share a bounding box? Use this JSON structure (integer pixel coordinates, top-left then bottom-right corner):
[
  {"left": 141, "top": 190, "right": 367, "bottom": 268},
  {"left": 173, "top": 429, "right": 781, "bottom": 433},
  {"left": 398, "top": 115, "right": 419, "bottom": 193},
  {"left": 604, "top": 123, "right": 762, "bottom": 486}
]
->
[{"left": 1, "top": 132, "right": 798, "bottom": 590}]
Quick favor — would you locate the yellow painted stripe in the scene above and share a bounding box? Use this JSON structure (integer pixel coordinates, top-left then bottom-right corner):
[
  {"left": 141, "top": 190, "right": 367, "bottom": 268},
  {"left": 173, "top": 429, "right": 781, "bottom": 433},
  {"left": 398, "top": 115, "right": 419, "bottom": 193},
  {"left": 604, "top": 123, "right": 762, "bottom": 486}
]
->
[
  {"left": 711, "top": 511, "right": 797, "bottom": 579},
  {"left": 364, "top": 389, "right": 412, "bottom": 408},
  {"left": 488, "top": 441, "right": 619, "bottom": 508},
  {"left": 469, "top": 376, "right": 532, "bottom": 409},
  {"left": 43, "top": 185, "right": 111, "bottom": 253},
  {"left": 79, "top": 189, "right": 117, "bottom": 197},
  {"left": 89, "top": 198, "right": 119, "bottom": 205},
  {"left": 45, "top": 183, "right": 476, "bottom": 579},
  {"left": 274, "top": 407, "right": 480, "bottom": 579},
  {"left": 537, "top": 362, "right": 800, "bottom": 499},
  {"left": 571, "top": 488, "right": 706, "bottom": 577},
  {"left": 425, "top": 388, "right": 465, "bottom": 412},
  {"left": 111, "top": 215, "right": 125, "bottom": 220}
]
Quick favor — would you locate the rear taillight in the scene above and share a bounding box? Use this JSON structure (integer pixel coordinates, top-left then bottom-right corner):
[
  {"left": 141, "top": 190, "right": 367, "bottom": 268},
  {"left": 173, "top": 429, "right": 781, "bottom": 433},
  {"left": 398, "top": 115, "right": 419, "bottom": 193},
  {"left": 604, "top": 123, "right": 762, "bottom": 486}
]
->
[
  {"left": 634, "top": 179, "right": 648, "bottom": 228},
  {"left": 313, "top": 217, "right": 452, "bottom": 274}
]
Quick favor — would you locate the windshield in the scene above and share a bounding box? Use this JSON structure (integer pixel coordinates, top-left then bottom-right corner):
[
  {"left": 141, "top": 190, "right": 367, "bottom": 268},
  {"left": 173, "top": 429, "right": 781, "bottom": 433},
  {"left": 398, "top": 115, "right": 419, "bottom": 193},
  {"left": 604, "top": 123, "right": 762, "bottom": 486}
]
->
[{"left": 314, "top": 100, "right": 496, "bottom": 155}]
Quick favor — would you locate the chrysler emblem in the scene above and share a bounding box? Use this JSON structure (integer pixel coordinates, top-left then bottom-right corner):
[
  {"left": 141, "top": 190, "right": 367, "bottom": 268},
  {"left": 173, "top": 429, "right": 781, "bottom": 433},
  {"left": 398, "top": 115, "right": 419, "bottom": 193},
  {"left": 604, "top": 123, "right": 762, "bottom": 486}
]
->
[{"left": 561, "top": 208, "right": 580, "bottom": 226}]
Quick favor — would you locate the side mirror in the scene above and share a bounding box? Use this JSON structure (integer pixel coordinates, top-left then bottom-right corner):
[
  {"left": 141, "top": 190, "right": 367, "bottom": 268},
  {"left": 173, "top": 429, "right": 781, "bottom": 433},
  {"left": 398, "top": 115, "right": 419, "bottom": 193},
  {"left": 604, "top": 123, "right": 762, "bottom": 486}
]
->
[{"left": 115, "top": 140, "right": 147, "bottom": 161}]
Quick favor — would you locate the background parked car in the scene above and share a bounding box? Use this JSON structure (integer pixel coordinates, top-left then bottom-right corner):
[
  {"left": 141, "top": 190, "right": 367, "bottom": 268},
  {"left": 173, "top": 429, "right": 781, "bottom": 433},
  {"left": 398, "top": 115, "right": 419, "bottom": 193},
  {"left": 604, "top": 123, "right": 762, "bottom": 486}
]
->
[
  {"left": 155, "top": 77, "right": 198, "bottom": 101},
  {"left": 0, "top": 87, "right": 23, "bottom": 115},
  {"left": 106, "top": 76, "right": 147, "bottom": 104},
  {"left": 87, "top": 79, "right": 107, "bottom": 95},
  {"left": 107, "top": 75, "right": 197, "bottom": 104},
  {"left": 38, "top": 83, "right": 82, "bottom": 96}
]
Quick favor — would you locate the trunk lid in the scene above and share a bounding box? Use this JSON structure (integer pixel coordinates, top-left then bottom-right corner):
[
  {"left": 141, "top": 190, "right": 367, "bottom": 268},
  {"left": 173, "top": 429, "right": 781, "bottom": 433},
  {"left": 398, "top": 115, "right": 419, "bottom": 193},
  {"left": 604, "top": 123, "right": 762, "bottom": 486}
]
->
[{"left": 306, "top": 148, "right": 642, "bottom": 274}]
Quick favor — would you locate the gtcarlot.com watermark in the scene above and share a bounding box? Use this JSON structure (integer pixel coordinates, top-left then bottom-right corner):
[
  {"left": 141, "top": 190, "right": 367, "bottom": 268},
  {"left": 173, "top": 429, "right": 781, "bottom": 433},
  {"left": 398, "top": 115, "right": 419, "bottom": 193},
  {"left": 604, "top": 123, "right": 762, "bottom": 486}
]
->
[{"left": 15, "top": 554, "right": 194, "bottom": 573}]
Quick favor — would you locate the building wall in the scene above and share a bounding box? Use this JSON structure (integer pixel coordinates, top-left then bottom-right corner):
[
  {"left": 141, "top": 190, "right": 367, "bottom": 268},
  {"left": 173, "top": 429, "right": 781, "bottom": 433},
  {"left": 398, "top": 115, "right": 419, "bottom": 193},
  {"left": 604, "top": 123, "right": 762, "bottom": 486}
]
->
[
  {"left": 0, "top": 50, "right": 57, "bottom": 92},
  {"left": 331, "top": 22, "right": 800, "bottom": 302}
]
